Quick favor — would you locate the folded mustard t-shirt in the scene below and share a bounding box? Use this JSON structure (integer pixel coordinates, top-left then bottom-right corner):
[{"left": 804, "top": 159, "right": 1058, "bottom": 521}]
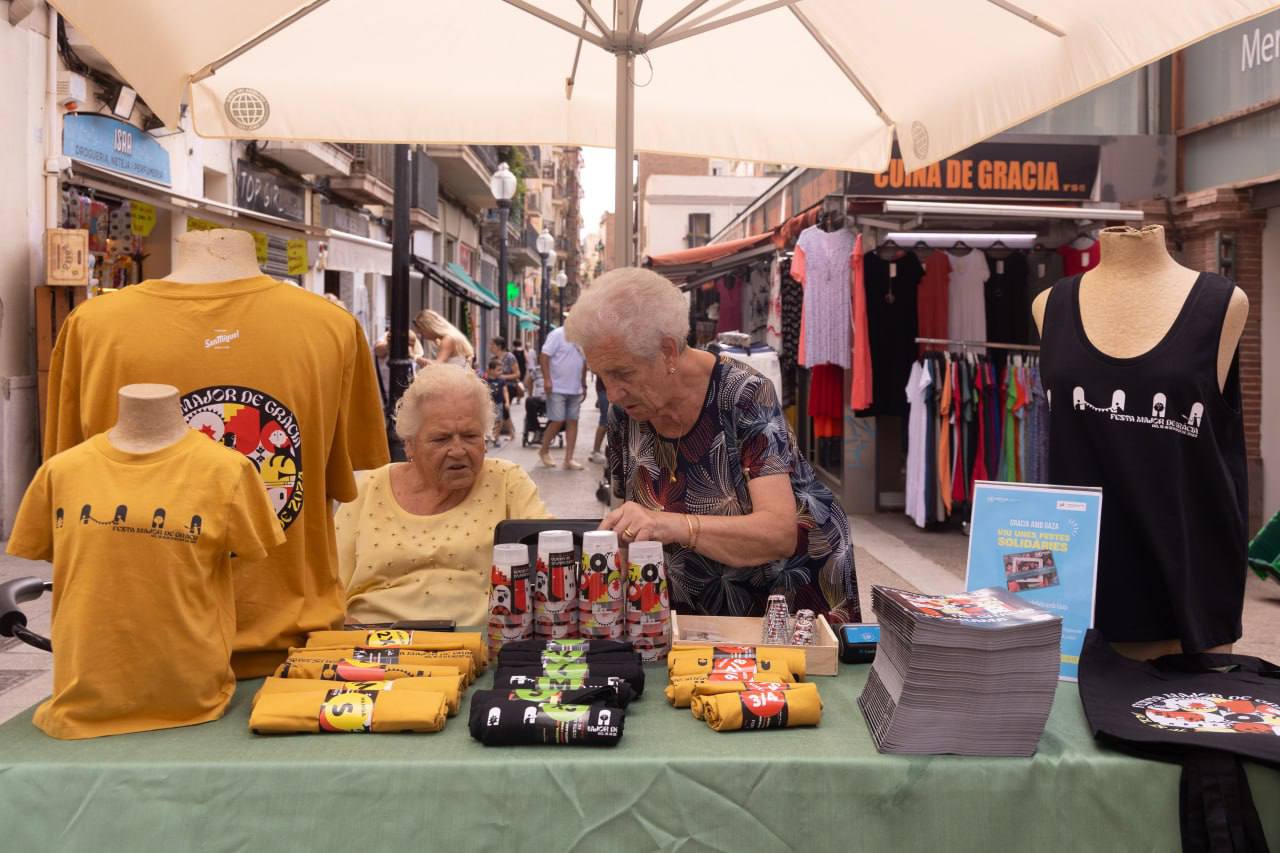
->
[
  {"left": 305, "top": 629, "right": 487, "bottom": 670},
  {"left": 665, "top": 668, "right": 797, "bottom": 707},
  {"left": 254, "top": 675, "right": 462, "bottom": 716},
  {"left": 286, "top": 647, "right": 476, "bottom": 683},
  {"left": 274, "top": 656, "right": 461, "bottom": 683},
  {"left": 250, "top": 685, "right": 447, "bottom": 734},
  {"left": 668, "top": 645, "right": 807, "bottom": 680},
  {"left": 689, "top": 681, "right": 819, "bottom": 720},
  {"left": 699, "top": 685, "right": 823, "bottom": 732}
]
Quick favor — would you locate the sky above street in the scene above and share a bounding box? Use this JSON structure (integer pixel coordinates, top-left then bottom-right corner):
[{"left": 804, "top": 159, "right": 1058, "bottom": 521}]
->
[{"left": 579, "top": 146, "right": 614, "bottom": 239}]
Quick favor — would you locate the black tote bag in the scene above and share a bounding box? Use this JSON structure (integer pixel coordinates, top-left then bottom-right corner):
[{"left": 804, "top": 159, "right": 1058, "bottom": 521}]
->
[{"left": 1078, "top": 630, "right": 1280, "bottom": 852}]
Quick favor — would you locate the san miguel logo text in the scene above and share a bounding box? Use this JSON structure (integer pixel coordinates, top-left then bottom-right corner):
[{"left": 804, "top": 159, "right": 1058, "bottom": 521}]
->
[
  {"left": 59, "top": 504, "right": 202, "bottom": 543},
  {"left": 1058, "top": 386, "right": 1203, "bottom": 439},
  {"left": 182, "top": 385, "right": 303, "bottom": 530}
]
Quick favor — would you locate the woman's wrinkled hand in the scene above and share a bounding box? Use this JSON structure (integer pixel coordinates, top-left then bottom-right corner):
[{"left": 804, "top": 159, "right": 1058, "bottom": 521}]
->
[{"left": 601, "top": 501, "right": 685, "bottom": 546}]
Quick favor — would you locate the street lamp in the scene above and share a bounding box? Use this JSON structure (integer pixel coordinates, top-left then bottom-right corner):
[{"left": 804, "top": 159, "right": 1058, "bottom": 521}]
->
[
  {"left": 536, "top": 228, "right": 556, "bottom": 345},
  {"left": 555, "top": 270, "right": 568, "bottom": 324},
  {"left": 490, "top": 162, "right": 517, "bottom": 342}
]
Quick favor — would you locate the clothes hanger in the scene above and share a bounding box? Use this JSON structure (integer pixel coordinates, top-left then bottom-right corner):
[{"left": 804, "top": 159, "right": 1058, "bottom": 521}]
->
[{"left": 946, "top": 240, "right": 974, "bottom": 257}]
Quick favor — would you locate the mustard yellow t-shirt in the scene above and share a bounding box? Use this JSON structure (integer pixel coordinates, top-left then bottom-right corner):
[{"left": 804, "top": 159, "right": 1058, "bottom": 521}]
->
[
  {"left": 6, "top": 431, "right": 285, "bottom": 739},
  {"left": 337, "top": 459, "right": 550, "bottom": 626},
  {"left": 44, "top": 277, "right": 390, "bottom": 676}
]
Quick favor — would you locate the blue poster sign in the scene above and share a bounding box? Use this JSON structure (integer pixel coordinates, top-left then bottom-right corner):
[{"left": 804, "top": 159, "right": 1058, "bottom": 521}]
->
[
  {"left": 965, "top": 481, "right": 1102, "bottom": 681},
  {"left": 63, "top": 113, "right": 171, "bottom": 186}
]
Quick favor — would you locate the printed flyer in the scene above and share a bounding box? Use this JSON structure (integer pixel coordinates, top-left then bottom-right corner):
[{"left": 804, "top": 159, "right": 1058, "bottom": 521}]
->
[{"left": 965, "top": 481, "right": 1102, "bottom": 680}]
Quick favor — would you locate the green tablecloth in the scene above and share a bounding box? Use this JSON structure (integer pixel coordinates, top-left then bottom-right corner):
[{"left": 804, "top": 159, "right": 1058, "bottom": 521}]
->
[{"left": 0, "top": 665, "right": 1276, "bottom": 852}]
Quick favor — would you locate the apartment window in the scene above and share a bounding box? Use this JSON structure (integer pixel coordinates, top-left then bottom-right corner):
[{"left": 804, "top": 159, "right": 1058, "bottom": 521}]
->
[
  {"left": 526, "top": 191, "right": 540, "bottom": 212},
  {"left": 687, "top": 213, "right": 711, "bottom": 248}
]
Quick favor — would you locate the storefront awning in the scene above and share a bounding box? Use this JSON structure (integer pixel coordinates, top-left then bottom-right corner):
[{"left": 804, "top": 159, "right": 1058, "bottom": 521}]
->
[
  {"left": 644, "top": 232, "right": 777, "bottom": 271},
  {"left": 445, "top": 262, "right": 499, "bottom": 309},
  {"left": 508, "top": 305, "right": 538, "bottom": 322},
  {"left": 325, "top": 230, "right": 391, "bottom": 276},
  {"left": 412, "top": 257, "right": 498, "bottom": 309}
]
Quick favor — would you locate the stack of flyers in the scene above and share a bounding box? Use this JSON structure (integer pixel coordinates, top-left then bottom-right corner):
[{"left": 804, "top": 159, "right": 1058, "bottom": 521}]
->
[
  {"left": 578, "top": 531, "right": 624, "bottom": 640},
  {"left": 535, "top": 531, "right": 579, "bottom": 640},
  {"left": 858, "top": 586, "right": 1061, "bottom": 757},
  {"left": 625, "top": 540, "right": 671, "bottom": 661},
  {"left": 487, "top": 543, "right": 533, "bottom": 655}
]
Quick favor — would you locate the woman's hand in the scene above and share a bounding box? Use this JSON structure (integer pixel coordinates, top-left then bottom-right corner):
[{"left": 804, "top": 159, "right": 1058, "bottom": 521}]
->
[{"left": 601, "top": 501, "right": 685, "bottom": 546}]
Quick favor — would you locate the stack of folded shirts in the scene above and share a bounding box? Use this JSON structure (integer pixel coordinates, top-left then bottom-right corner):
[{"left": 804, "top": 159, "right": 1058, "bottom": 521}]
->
[
  {"left": 253, "top": 675, "right": 463, "bottom": 716},
  {"left": 667, "top": 644, "right": 808, "bottom": 681},
  {"left": 494, "top": 638, "right": 646, "bottom": 697},
  {"left": 249, "top": 676, "right": 448, "bottom": 734},
  {"left": 662, "top": 645, "right": 822, "bottom": 732},
  {"left": 858, "top": 586, "right": 1062, "bottom": 757}
]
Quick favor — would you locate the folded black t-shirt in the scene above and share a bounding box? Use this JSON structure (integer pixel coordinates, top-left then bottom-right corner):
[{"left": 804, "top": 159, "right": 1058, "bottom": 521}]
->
[
  {"left": 468, "top": 699, "right": 624, "bottom": 746},
  {"left": 494, "top": 663, "right": 645, "bottom": 696},
  {"left": 490, "top": 674, "right": 637, "bottom": 707},
  {"left": 499, "top": 639, "right": 635, "bottom": 656}
]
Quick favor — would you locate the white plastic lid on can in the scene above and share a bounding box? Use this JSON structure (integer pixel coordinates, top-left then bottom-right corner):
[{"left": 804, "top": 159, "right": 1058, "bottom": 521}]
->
[
  {"left": 582, "top": 530, "right": 618, "bottom": 552},
  {"left": 492, "top": 543, "right": 529, "bottom": 566},
  {"left": 537, "top": 530, "right": 574, "bottom": 553},
  {"left": 628, "top": 540, "right": 665, "bottom": 565}
]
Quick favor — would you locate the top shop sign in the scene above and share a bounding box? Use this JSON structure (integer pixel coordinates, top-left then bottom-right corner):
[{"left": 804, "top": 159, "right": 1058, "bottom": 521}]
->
[{"left": 845, "top": 142, "right": 1099, "bottom": 201}]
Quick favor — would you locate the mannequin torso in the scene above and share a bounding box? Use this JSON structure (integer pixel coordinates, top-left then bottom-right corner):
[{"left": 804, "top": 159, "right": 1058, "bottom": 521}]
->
[
  {"left": 162, "top": 229, "right": 263, "bottom": 284},
  {"left": 107, "top": 384, "right": 190, "bottom": 453},
  {"left": 1032, "top": 225, "right": 1247, "bottom": 391},
  {"left": 1033, "top": 226, "right": 1249, "bottom": 659}
]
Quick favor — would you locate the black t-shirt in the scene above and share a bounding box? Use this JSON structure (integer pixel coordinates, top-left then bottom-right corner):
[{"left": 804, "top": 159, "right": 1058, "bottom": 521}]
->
[
  {"left": 984, "top": 252, "right": 1031, "bottom": 345},
  {"left": 861, "top": 250, "right": 923, "bottom": 416}
]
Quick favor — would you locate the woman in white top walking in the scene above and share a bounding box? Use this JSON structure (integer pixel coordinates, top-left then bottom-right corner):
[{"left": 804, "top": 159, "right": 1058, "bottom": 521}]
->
[{"left": 414, "top": 309, "right": 475, "bottom": 368}]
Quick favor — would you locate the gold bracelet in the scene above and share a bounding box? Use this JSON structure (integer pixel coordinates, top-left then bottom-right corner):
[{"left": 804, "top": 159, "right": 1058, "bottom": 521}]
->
[
  {"left": 684, "top": 513, "right": 695, "bottom": 548},
  {"left": 688, "top": 514, "right": 701, "bottom": 551}
]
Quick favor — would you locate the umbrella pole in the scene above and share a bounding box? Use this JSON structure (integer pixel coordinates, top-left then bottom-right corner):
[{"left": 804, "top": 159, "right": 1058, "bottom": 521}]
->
[
  {"left": 614, "top": 1, "right": 636, "bottom": 269},
  {"left": 387, "top": 142, "right": 413, "bottom": 461}
]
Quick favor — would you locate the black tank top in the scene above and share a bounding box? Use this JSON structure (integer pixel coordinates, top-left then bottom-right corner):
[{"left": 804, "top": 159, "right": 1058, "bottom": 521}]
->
[{"left": 1040, "top": 273, "right": 1248, "bottom": 651}]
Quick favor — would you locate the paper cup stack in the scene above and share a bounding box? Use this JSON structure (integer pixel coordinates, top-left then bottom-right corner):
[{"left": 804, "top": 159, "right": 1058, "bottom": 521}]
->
[
  {"left": 487, "top": 543, "right": 534, "bottom": 655},
  {"left": 761, "top": 594, "right": 791, "bottom": 644},
  {"left": 790, "top": 609, "right": 817, "bottom": 645},
  {"left": 625, "top": 540, "right": 671, "bottom": 662},
  {"left": 579, "top": 531, "right": 624, "bottom": 640},
  {"left": 534, "top": 531, "right": 579, "bottom": 640}
]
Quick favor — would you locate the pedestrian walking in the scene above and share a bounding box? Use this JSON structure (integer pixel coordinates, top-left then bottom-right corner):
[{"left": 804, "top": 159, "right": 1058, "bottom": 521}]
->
[{"left": 539, "top": 321, "right": 586, "bottom": 470}]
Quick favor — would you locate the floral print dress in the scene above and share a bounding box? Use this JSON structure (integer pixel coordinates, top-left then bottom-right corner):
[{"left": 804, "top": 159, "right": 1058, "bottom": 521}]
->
[{"left": 606, "top": 356, "right": 861, "bottom": 624}]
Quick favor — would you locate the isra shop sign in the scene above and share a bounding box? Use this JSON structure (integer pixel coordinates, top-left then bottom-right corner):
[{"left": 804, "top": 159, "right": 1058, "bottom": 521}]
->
[
  {"left": 845, "top": 142, "right": 1099, "bottom": 201},
  {"left": 62, "top": 113, "right": 172, "bottom": 186}
]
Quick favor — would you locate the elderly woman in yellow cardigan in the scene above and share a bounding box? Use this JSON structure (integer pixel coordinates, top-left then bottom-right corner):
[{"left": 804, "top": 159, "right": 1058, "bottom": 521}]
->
[{"left": 336, "top": 364, "right": 549, "bottom": 625}]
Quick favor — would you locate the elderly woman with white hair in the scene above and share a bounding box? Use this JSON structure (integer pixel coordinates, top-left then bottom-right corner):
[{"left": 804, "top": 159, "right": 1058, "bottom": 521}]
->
[
  {"left": 335, "top": 364, "right": 549, "bottom": 625},
  {"left": 565, "top": 267, "right": 861, "bottom": 624}
]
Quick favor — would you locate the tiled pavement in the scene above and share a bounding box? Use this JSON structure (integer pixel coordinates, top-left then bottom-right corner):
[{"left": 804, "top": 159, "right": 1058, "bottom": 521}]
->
[{"left": 1, "top": 396, "right": 1276, "bottom": 723}]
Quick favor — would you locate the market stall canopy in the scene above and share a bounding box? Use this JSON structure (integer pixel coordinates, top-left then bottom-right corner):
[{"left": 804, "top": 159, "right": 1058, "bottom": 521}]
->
[
  {"left": 51, "top": 0, "right": 1280, "bottom": 268},
  {"left": 50, "top": 0, "right": 1277, "bottom": 172},
  {"left": 645, "top": 231, "right": 779, "bottom": 283}
]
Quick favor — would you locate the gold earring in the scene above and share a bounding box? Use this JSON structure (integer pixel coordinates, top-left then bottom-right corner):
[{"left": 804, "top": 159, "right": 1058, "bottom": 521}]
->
[{"left": 668, "top": 365, "right": 676, "bottom": 374}]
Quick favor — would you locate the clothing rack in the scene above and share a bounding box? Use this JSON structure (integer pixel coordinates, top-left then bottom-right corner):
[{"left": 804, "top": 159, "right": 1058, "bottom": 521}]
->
[{"left": 915, "top": 337, "right": 1040, "bottom": 352}]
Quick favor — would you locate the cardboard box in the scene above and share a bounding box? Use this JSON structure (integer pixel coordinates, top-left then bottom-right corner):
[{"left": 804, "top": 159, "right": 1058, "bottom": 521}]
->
[{"left": 670, "top": 612, "right": 839, "bottom": 676}]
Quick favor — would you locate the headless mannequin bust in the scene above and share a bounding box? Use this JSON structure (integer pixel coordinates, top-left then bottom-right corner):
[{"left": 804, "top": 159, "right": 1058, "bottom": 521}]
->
[
  {"left": 162, "top": 228, "right": 263, "bottom": 284},
  {"left": 1032, "top": 225, "right": 1249, "bottom": 660},
  {"left": 107, "top": 384, "right": 190, "bottom": 454},
  {"left": 1032, "top": 225, "right": 1248, "bottom": 391}
]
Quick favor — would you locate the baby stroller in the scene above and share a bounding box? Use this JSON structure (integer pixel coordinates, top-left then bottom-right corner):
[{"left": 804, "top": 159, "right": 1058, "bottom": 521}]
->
[
  {"left": 521, "top": 396, "right": 563, "bottom": 449},
  {"left": 0, "top": 577, "right": 52, "bottom": 652}
]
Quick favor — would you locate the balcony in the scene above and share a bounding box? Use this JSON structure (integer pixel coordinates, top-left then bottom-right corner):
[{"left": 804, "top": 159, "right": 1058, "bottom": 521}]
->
[
  {"left": 424, "top": 144, "right": 498, "bottom": 211},
  {"left": 329, "top": 144, "right": 395, "bottom": 206},
  {"left": 257, "top": 140, "right": 353, "bottom": 177}
]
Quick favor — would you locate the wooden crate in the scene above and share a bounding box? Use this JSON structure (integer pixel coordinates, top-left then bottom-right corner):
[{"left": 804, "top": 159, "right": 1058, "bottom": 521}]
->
[
  {"left": 670, "top": 612, "right": 839, "bottom": 676},
  {"left": 34, "top": 285, "right": 88, "bottom": 445}
]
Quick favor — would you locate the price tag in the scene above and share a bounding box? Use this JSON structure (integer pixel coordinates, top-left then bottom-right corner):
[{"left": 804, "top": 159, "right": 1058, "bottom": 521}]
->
[
  {"left": 889, "top": 262, "right": 897, "bottom": 278},
  {"left": 130, "top": 202, "right": 157, "bottom": 237},
  {"left": 253, "top": 232, "right": 268, "bottom": 265},
  {"left": 1080, "top": 251, "right": 1089, "bottom": 268},
  {"left": 1037, "top": 263, "right": 1046, "bottom": 279},
  {"left": 186, "top": 216, "right": 218, "bottom": 232},
  {"left": 996, "top": 259, "right": 1005, "bottom": 275}
]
